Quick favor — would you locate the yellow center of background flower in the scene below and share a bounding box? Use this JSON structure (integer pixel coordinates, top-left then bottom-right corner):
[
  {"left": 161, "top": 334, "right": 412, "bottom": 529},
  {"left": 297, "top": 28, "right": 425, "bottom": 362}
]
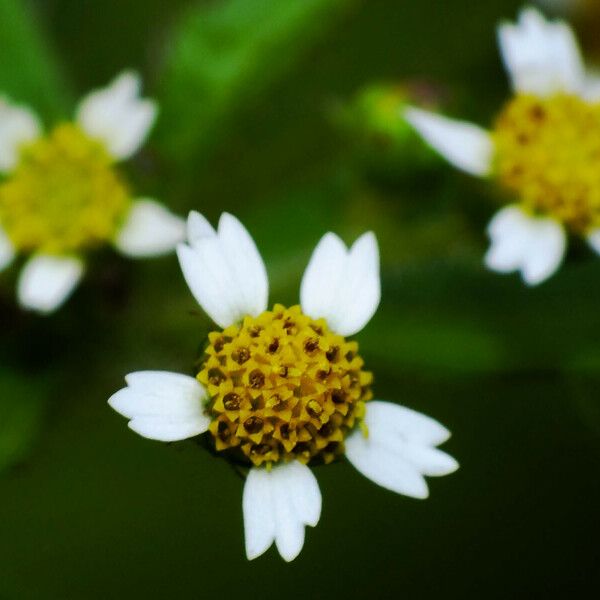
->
[
  {"left": 494, "top": 94, "right": 600, "bottom": 233},
  {"left": 0, "top": 123, "right": 131, "bottom": 253},
  {"left": 200, "top": 304, "right": 373, "bottom": 467}
]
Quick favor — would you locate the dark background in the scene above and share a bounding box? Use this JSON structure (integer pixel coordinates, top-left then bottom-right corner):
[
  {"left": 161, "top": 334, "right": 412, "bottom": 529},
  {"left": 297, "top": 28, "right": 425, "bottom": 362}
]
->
[{"left": 0, "top": 0, "right": 599, "bottom": 597}]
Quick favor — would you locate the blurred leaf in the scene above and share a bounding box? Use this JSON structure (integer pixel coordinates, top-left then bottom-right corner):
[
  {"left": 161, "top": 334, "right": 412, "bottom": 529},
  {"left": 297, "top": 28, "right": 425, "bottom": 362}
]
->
[
  {"left": 566, "top": 375, "right": 600, "bottom": 438},
  {"left": 0, "top": 0, "right": 71, "bottom": 120},
  {"left": 0, "top": 368, "right": 45, "bottom": 473},
  {"left": 361, "top": 308, "right": 508, "bottom": 375},
  {"left": 157, "top": 0, "right": 358, "bottom": 160}
]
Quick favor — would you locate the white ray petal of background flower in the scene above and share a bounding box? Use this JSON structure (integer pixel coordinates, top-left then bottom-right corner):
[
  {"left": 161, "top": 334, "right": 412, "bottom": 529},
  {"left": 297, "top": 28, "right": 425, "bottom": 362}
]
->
[
  {"left": 76, "top": 71, "right": 157, "bottom": 161},
  {"left": 485, "top": 205, "right": 566, "bottom": 286},
  {"left": 243, "top": 461, "right": 321, "bottom": 562},
  {"left": 404, "top": 107, "right": 494, "bottom": 176},
  {"left": 300, "top": 231, "right": 380, "bottom": 337},
  {"left": 17, "top": 254, "right": 84, "bottom": 314},
  {"left": 177, "top": 212, "right": 269, "bottom": 328},
  {"left": 345, "top": 401, "right": 458, "bottom": 499},
  {"left": 0, "top": 98, "right": 41, "bottom": 173},
  {"left": 115, "top": 199, "right": 186, "bottom": 257},
  {"left": 583, "top": 70, "right": 600, "bottom": 102},
  {"left": 108, "top": 371, "right": 210, "bottom": 442},
  {"left": 586, "top": 228, "right": 600, "bottom": 256},
  {"left": 497, "top": 7, "right": 585, "bottom": 96}
]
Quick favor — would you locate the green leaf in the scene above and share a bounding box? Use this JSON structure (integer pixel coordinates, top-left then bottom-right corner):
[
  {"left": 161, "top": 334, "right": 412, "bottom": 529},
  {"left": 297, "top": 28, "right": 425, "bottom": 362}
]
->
[
  {"left": 0, "top": 0, "right": 71, "bottom": 120},
  {"left": 157, "top": 0, "right": 357, "bottom": 160},
  {"left": 0, "top": 368, "right": 46, "bottom": 473}
]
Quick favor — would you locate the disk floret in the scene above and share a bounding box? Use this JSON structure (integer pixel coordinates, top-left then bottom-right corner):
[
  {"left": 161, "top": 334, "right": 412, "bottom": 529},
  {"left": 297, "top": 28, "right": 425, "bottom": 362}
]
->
[
  {"left": 494, "top": 94, "right": 600, "bottom": 233},
  {"left": 200, "top": 304, "right": 373, "bottom": 467},
  {"left": 0, "top": 123, "right": 131, "bottom": 253}
]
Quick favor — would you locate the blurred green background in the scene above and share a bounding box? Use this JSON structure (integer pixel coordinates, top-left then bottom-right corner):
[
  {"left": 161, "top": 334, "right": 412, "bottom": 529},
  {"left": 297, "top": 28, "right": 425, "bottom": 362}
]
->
[{"left": 1, "top": 0, "right": 600, "bottom": 597}]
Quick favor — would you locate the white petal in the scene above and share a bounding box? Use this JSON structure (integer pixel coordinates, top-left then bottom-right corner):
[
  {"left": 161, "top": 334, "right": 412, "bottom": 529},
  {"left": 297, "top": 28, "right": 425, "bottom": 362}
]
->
[
  {"left": 76, "top": 71, "right": 157, "bottom": 161},
  {"left": 485, "top": 206, "right": 532, "bottom": 272},
  {"left": 177, "top": 212, "right": 268, "bottom": 328},
  {"left": 0, "top": 225, "right": 15, "bottom": 271},
  {"left": 345, "top": 401, "right": 458, "bottom": 499},
  {"left": 398, "top": 444, "right": 459, "bottom": 477},
  {"left": 485, "top": 205, "right": 566, "bottom": 286},
  {"left": 115, "top": 199, "right": 185, "bottom": 257},
  {"left": 187, "top": 210, "right": 215, "bottom": 245},
  {"left": 404, "top": 106, "right": 494, "bottom": 177},
  {"left": 300, "top": 231, "right": 380, "bottom": 337},
  {"left": 17, "top": 255, "right": 84, "bottom": 314},
  {"left": 583, "top": 70, "right": 600, "bottom": 102},
  {"left": 243, "top": 468, "right": 276, "bottom": 561},
  {"left": 0, "top": 98, "right": 41, "bottom": 173},
  {"left": 353, "top": 400, "right": 452, "bottom": 446},
  {"left": 243, "top": 462, "right": 321, "bottom": 562},
  {"left": 587, "top": 228, "right": 600, "bottom": 256},
  {"left": 280, "top": 461, "right": 322, "bottom": 529},
  {"left": 108, "top": 371, "right": 209, "bottom": 442},
  {"left": 497, "top": 7, "right": 585, "bottom": 96}
]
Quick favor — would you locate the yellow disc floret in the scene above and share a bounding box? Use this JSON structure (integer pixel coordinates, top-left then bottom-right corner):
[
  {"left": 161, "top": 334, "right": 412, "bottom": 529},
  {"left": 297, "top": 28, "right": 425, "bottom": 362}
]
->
[
  {"left": 494, "top": 94, "right": 600, "bottom": 234},
  {"left": 199, "top": 304, "right": 373, "bottom": 467},
  {"left": 0, "top": 123, "right": 131, "bottom": 253}
]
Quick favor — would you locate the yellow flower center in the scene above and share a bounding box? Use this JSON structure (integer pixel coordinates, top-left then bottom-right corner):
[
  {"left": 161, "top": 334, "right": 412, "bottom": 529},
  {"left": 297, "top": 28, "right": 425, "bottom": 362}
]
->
[
  {"left": 199, "top": 304, "right": 373, "bottom": 467},
  {"left": 0, "top": 123, "right": 131, "bottom": 253},
  {"left": 494, "top": 94, "right": 600, "bottom": 233}
]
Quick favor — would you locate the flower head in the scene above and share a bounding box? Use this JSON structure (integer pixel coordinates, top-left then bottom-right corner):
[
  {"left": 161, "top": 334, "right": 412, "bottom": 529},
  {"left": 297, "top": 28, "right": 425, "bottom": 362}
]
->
[
  {"left": 108, "top": 212, "right": 458, "bottom": 562},
  {"left": 405, "top": 7, "right": 600, "bottom": 285},
  {"left": 0, "top": 72, "right": 185, "bottom": 313}
]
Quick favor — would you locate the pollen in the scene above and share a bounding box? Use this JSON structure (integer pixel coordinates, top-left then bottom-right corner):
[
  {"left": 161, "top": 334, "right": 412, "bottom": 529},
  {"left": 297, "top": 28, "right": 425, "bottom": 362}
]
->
[
  {"left": 493, "top": 94, "right": 600, "bottom": 234},
  {"left": 0, "top": 123, "right": 131, "bottom": 253},
  {"left": 200, "top": 305, "right": 373, "bottom": 467}
]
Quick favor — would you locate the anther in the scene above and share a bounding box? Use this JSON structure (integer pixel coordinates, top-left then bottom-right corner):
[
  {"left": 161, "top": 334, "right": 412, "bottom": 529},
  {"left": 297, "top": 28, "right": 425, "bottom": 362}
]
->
[
  {"left": 319, "top": 422, "right": 334, "bottom": 437},
  {"left": 317, "top": 369, "right": 329, "bottom": 381},
  {"left": 306, "top": 400, "right": 323, "bottom": 418},
  {"left": 217, "top": 421, "right": 231, "bottom": 441},
  {"left": 249, "top": 369, "right": 265, "bottom": 389},
  {"left": 251, "top": 443, "right": 271, "bottom": 456},
  {"left": 232, "top": 347, "right": 250, "bottom": 364},
  {"left": 244, "top": 416, "right": 264, "bottom": 434},
  {"left": 331, "top": 390, "right": 346, "bottom": 404},
  {"left": 270, "top": 395, "right": 287, "bottom": 411},
  {"left": 326, "top": 346, "right": 339, "bottom": 362},
  {"left": 223, "top": 392, "right": 241, "bottom": 411},
  {"left": 208, "top": 368, "right": 226, "bottom": 385},
  {"left": 304, "top": 338, "right": 319, "bottom": 354},
  {"left": 530, "top": 104, "right": 546, "bottom": 122}
]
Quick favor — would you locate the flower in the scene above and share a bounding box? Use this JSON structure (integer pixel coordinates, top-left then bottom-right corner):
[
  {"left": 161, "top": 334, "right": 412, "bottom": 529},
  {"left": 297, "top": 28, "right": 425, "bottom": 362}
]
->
[
  {"left": 108, "top": 212, "right": 458, "bottom": 562},
  {"left": 0, "top": 71, "right": 185, "bottom": 314},
  {"left": 405, "top": 7, "right": 600, "bottom": 285}
]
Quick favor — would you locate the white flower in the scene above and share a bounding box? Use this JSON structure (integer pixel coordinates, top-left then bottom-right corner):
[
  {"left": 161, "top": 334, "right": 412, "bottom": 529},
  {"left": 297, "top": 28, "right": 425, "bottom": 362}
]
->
[
  {"left": 484, "top": 205, "right": 566, "bottom": 286},
  {"left": 0, "top": 71, "right": 185, "bottom": 314},
  {"left": 109, "top": 212, "right": 458, "bottom": 562},
  {"left": 405, "top": 7, "right": 600, "bottom": 286}
]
